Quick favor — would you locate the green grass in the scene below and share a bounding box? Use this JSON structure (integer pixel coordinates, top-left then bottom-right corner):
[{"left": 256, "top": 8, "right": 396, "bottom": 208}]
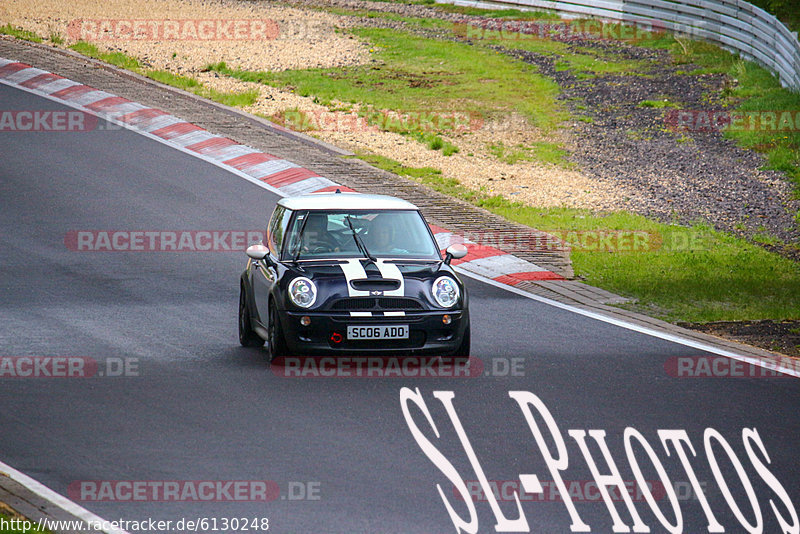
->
[
  {"left": 201, "top": 87, "right": 259, "bottom": 107},
  {"left": 48, "top": 32, "right": 64, "bottom": 45},
  {"left": 488, "top": 140, "right": 574, "bottom": 167},
  {"left": 637, "top": 34, "right": 738, "bottom": 75},
  {"left": 431, "top": 4, "right": 560, "bottom": 19},
  {"left": 722, "top": 60, "right": 800, "bottom": 196},
  {"left": 206, "top": 26, "right": 569, "bottom": 159},
  {"left": 266, "top": 107, "right": 458, "bottom": 155},
  {"left": 0, "top": 24, "right": 42, "bottom": 43},
  {"left": 530, "top": 141, "right": 574, "bottom": 167},
  {"left": 69, "top": 41, "right": 141, "bottom": 70},
  {"left": 631, "top": 35, "right": 800, "bottom": 201},
  {"left": 505, "top": 208, "right": 800, "bottom": 322},
  {"left": 359, "top": 151, "right": 799, "bottom": 322},
  {"left": 206, "top": 27, "right": 566, "bottom": 132},
  {"left": 557, "top": 53, "right": 647, "bottom": 78},
  {"left": 413, "top": 131, "right": 460, "bottom": 155},
  {"left": 146, "top": 69, "right": 201, "bottom": 90},
  {"left": 469, "top": 30, "right": 649, "bottom": 78},
  {"left": 638, "top": 98, "right": 680, "bottom": 108},
  {"left": 66, "top": 42, "right": 258, "bottom": 108},
  {"left": 315, "top": 6, "right": 453, "bottom": 30}
]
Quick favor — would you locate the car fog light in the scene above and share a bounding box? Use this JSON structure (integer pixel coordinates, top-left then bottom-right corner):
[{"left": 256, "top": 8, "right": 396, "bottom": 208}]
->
[
  {"left": 442, "top": 314, "right": 452, "bottom": 325},
  {"left": 300, "top": 316, "right": 311, "bottom": 326}
]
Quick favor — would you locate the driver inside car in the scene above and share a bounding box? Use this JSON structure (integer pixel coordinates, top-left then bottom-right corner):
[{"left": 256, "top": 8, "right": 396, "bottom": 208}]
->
[
  {"left": 367, "top": 217, "right": 408, "bottom": 255},
  {"left": 301, "top": 213, "right": 339, "bottom": 253}
]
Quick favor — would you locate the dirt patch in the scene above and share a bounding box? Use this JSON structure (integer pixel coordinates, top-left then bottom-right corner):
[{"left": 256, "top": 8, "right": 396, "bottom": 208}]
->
[
  {"left": 319, "top": 114, "right": 626, "bottom": 209},
  {"left": 3, "top": 0, "right": 370, "bottom": 72},
  {"left": 679, "top": 320, "right": 800, "bottom": 359}
]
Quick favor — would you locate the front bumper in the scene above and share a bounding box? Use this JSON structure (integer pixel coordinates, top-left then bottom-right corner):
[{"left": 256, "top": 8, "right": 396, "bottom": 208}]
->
[{"left": 279, "top": 308, "right": 469, "bottom": 355}]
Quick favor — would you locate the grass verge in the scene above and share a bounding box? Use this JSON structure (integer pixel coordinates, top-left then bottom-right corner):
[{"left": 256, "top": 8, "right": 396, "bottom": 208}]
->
[
  {"left": 723, "top": 60, "right": 800, "bottom": 198},
  {"left": 205, "top": 26, "right": 566, "bottom": 132},
  {"left": 0, "top": 24, "right": 43, "bottom": 43},
  {"left": 206, "top": 26, "right": 568, "bottom": 160},
  {"left": 488, "top": 140, "right": 574, "bottom": 167},
  {"left": 69, "top": 41, "right": 141, "bottom": 70},
  {"left": 359, "top": 151, "right": 799, "bottom": 322},
  {"left": 68, "top": 42, "right": 258, "bottom": 107}
]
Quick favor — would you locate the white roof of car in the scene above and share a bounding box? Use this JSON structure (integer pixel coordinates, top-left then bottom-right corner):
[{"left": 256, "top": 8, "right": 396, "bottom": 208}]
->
[{"left": 278, "top": 192, "right": 419, "bottom": 211}]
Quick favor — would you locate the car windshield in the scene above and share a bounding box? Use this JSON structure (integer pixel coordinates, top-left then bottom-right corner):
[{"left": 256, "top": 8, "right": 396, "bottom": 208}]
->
[{"left": 283, "top": 210, "right": 440, "bottom": 261}]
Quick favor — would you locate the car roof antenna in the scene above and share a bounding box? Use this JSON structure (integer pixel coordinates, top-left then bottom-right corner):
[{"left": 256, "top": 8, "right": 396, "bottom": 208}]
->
[{"left": 335, "top": 188, "right": 341, "bottom": 194}]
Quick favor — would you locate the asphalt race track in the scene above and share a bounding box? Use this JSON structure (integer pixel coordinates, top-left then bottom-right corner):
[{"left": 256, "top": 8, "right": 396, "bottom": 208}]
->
[{"left": 2, "top": 83, "right": 799, "bottom": 533}]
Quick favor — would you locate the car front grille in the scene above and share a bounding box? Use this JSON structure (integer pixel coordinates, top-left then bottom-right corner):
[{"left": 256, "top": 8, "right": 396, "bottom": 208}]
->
[{"left": 331, "top": 297, "right": 424, "bottom": 311}]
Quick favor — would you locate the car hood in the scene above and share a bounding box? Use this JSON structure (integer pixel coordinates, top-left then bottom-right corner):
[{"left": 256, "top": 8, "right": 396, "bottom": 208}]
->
[{"left": 284, "top": 259, "right": 462, "bottom": 309}]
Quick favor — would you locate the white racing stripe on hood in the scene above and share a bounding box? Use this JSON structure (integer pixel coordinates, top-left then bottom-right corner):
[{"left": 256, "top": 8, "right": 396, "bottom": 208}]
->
[
  {"left": 339, "top": 259, "right": 370, "bottom": 297},
  {"left": 375, "top": 260, "right": 405, "bottom": 297}
]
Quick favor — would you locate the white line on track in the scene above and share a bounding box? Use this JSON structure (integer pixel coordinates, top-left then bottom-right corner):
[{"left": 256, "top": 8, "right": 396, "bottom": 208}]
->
[
  {"left": 456, "top": 268, "right": 800, "bottom": 379},
  {"left": 0, "top": 459, "right": 128, "bottom": 534}
]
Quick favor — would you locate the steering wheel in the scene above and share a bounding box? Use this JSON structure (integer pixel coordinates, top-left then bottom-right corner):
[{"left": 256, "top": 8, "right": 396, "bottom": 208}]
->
[{"left": 302, "top": 236, "right": 339, "bottom": 254}]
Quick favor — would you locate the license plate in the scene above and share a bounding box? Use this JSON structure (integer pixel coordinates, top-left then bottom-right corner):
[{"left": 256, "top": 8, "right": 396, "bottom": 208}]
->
[{"left": 347, "top": 325, "right": 409, "bottom": 340}]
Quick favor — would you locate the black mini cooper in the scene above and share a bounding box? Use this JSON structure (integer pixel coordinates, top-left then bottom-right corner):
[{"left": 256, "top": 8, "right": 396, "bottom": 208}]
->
[{"left": 238, "top": 192, "right": 470, "bottom": 360}]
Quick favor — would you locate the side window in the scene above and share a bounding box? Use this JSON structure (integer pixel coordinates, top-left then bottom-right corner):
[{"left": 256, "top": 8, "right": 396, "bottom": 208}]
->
[{"left": 267, "top": 206, "right": 291, "bottom": 257}]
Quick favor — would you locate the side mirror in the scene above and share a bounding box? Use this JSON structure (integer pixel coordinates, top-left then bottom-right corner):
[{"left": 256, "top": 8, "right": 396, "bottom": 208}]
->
[
  {"left": 246, "top": 244, "right": 269, "bottom": 261},
  {"left": 444, "top": 243, "right": 468, "bottom": 264}
]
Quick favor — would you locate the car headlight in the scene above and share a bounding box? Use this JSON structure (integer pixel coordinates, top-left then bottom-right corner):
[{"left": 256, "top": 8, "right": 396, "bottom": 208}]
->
[
  {"left": 288, "top": 277, "right": 317, "bottom": 308},
  {"left": 432, "top": 276, "right": 460, "bottom": 308}
]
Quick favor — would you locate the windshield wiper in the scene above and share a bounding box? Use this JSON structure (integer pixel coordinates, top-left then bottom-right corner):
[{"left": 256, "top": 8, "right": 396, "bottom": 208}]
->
[
  {"left": 345, "top": 216, "right": 377, "bottom": 263},
  {"left": 292, "top": 212, "right": 311, "bottom": 262}
]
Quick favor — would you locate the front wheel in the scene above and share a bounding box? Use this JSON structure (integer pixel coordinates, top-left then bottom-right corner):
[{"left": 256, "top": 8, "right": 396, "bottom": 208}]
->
[
  {"left": 239, "top": 285, "right": 265, "bottom": 348},
  {"left": 267, "top": 300, "right": 289, "bottom": 362}
]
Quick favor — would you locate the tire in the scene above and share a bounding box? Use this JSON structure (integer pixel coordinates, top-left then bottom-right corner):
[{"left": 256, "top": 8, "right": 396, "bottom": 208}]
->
[
  {"left": 239, "top": 284, "right": 265, "bottom": 348},
  {"left": 267, "top": 299, "right": 289, "bottom": 362},
  {"left": 452, "top": 324, "right": 471, "bottom": 360}
]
